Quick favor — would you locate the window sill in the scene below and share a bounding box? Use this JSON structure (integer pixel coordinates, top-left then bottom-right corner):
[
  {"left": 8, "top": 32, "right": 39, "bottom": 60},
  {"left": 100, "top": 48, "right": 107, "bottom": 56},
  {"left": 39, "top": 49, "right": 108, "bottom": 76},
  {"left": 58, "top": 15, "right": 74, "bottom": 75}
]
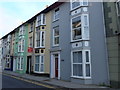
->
[
  {"left": 53, "top": 18, "right": 59, "bottom": 23},
  {"left": 70, "top": 5, "right": 89, "bottom": 12},
  {"left": 70, "top": 39, "right": 90, "bottom": 43},
  {"left": 53, "top": 44, "right": 59, "bottom": 47},
  {"left": 71, "top": 76, "right": 91, "bottom": 79},
  {"left": 34, "top": 71, "right": 44, "bottom": 74}
]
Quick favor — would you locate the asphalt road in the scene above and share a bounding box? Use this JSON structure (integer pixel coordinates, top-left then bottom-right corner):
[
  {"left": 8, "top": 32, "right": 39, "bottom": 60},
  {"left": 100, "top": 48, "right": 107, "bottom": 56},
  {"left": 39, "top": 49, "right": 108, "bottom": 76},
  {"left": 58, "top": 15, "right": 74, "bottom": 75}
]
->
[{"left": 2, "top": 74, "right": 53, "bottom": 89}]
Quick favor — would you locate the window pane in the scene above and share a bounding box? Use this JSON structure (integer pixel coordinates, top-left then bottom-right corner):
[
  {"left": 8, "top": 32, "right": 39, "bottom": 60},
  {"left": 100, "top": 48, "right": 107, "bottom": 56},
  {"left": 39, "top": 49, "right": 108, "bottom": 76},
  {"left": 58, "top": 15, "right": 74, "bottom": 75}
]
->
[
  {"left": 72, "top": 0, "right": 80, "bottom": 9},
  {"left": 35, "top": 56, "right": 39, "bottom": 63},
  {"left": 35, "top": 64, "right": 39, "bottom": 71},
  {"left": 83, "top": 0, "right": 88, "bottom": 6},
  {"left": 41, "top": 56, "right": 44, "bottom": 63},
  {"left": 73, "top": 51, "right": 82, "bottom": 63},
  {"left": 54, "top": 8, "right": 59, "bottom": 20},
  {"left": 72, "top": 16, "right": 81, "bottom": 28},
  {"left": 73, "top": 28, "right": 82, "bottom": 40},
  {"left": 54, "top": 27, "right": 59, "bottom": 36},
  {"left": 86, "top": 51, "right": 89, "bottom": 62},
  {"left": 78, "top": 51, "right": 82, "bottom": 63},
  {"left": 86, "top": 64, "right": 90, "bottom": 77},
  {"left": 55, "top": 37, "right": 59, "bottom": 45},
  {"left": 41, "top": 32, "right": 45, "bottom": 46},
  {"left": 21, "top": 58, "right": 23, "bottom": 69},
  {"left": 73, "top": 64, "right": 83, "bottom": 76},
  {"left": 84, "top": 15, "right": 88, "bottom": 26},
  {"left": 77, "top": 64, "right": 83, "bottom": 76},
  {"left": 73, "top": 52, "right": 77, "bottom": 63},
  {"left": 40, "top": 64, "right": 44, "bottom": 72},
  {"left": 73, "top": 64, "right": 77, "bottom": 76}
]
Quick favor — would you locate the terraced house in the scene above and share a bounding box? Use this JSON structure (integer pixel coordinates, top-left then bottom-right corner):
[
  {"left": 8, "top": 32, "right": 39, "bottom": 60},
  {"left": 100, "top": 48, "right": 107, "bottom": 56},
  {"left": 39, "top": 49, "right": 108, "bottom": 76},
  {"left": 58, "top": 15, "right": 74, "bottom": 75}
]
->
[{"left": 0, "top": 0, "right": 120, "bottom": 88}]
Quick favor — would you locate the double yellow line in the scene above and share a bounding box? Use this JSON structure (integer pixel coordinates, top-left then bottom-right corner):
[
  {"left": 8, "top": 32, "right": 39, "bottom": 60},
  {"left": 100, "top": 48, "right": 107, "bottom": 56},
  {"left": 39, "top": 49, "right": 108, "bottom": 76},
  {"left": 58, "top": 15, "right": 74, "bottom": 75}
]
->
[{"left": 2, "top": 73, "right": 55, "bottom": 89}]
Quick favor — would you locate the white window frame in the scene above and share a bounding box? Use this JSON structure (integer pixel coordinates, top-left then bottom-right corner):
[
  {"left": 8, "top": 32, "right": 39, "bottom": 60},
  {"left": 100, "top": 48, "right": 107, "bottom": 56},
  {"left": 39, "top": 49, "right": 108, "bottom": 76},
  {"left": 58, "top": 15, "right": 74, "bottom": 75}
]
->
[
  {"left": 29, "top": 37, "right": 32, "bottom": 47},
  {"left": 30, "top": 22, "right": 34, "bottom": 32},
  {"left": 36, "top": 14, "right": 46, "bottom": 27},
  {"left": 71, "top": 14, "right": 89, "bottom": 42},
  {"left": 53, "top": 8, "right": 59, "bottom": 21},
  {"left": 71, "top": 50, "right": 91, "bottom": 79},
  {"left": 53, "top": 27, "right": 59, "bottom": 46},
  {"left": 70, "top": 0, "right": 88, "bottom": 10},
  {"left": 18, "top": 39, "right": 25, "bottom": 52},
  {"left": 40, "top": 31, "right": 45, "bottom": 47},
  {"left": 21, "top": 39, "right": 25, "bottom": 52},
  {"left": 71, "top": 15, "right": 82, "bottom": 42},
  {"left": 19, "top": 26, "right": 25, "bottom": 36},
  {"left": 34, "top": 55, "right": 44, "bottom": 73},
  {"left": 116, "top": 0, "right": 120, "bottom": 16},
  {"left": 35, "top": 27, "right": 40, "bottom": 48},
  {"left": 17, "top": 57, "right": 23, "bottom": 70}
]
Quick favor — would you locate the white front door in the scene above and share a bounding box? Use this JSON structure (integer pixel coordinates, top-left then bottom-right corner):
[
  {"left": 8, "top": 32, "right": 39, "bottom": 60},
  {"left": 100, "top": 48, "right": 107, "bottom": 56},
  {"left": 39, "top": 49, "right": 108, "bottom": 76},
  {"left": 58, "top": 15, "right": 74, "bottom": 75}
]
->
[{"left": 50, "top": 52, "right": 60, "bottom": 79}]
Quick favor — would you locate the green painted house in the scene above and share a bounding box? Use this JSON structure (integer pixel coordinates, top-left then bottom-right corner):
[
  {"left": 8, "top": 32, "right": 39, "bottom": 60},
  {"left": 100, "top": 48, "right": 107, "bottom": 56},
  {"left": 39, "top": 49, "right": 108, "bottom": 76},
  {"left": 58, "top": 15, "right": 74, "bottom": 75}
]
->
[{"left": 13, "top": 24, "right": 28, "bottom": 74}]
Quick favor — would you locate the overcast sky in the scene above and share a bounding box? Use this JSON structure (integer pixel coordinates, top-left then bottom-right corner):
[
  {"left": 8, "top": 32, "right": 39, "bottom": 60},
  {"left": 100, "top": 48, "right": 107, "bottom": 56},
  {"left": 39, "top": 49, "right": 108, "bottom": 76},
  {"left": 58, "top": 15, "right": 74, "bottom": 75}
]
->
[{"left": 0, "top": 0, "right": 57, "bottom": 38}]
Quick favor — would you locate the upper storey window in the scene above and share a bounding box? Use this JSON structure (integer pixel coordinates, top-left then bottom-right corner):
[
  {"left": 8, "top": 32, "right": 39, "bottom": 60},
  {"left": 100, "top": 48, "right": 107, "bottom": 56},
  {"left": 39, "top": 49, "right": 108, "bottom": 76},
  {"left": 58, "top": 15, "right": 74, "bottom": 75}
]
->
[
  {"left": 54, "top": 8, "right": 59, "bottom": 21},
  {"left": 19, "top": 26, "right": 25, "bottom": 36},
  {"left": 116, "top": 0, "right": 120, "bottom": 16},
  {"left": 36, "top": 14, "right": 46, "bottom": 27},
  {"left": 71, "top": 0, "right": 88, "bottom": 10}
]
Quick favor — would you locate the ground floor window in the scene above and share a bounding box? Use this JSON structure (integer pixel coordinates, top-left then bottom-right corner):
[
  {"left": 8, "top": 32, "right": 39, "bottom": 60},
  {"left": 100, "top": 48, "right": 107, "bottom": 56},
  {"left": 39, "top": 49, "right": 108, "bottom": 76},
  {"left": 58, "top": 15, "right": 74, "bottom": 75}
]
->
[
  {"left": 71, "top": 50, "right": 91, "bottom": 78},
  {"left": 17, "top": 57, "right": 24, "bottom": 70},
  {"left": 34, "top": 55, "right": 44, "bottom": 73}
]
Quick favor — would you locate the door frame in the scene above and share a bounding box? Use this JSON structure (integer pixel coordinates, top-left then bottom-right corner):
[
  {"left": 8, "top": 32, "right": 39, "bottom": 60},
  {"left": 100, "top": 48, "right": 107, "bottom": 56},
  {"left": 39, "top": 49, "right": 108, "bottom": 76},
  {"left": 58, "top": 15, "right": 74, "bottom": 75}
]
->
[
  {"left": 26, "top": 56, "right": 31, "bottom": 74},
  {"left": 50, "top": 52, "right": 60, "bottom": 79},
  {"left": 13, "top": 58, "right": 16, "bottom": 71}
]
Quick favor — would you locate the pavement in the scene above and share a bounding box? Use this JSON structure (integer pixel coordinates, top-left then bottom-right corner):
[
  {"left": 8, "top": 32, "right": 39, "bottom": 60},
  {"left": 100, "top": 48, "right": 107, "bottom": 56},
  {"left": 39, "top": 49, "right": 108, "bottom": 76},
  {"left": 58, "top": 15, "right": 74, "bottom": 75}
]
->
[{"left": 2, "top": 70, "right": 110, "bottom": 89}]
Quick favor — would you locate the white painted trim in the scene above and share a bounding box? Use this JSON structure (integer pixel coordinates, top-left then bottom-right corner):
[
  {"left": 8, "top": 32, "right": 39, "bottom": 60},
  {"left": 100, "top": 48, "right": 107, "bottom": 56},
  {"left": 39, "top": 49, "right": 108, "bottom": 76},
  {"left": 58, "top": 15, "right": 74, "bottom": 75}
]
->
[
  {"left": 71, "top": 15, "right": 82, "bottom": 42},
  {"left": 53, "top": 8, "right": 60, "bottom": 21},
  {"left": 71, "top": 49, "right": 91, "bottom": 79},
  {"left": 50, "top": 52, "right": 60, "bottom": 79},
  {"left": 53, "top": 27, "right": 59, "bottom": 46},
  {"left": 34, "top": 55, "right": 44, "bottom": 73},
  {"left": 40, "top": 31, "right": 45, "bottom": 47}
]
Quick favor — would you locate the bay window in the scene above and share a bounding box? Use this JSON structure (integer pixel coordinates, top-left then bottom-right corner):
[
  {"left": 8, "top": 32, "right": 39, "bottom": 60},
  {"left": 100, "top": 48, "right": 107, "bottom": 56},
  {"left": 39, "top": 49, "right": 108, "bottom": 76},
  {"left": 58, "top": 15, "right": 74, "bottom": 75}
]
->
[
  {"left": 71, "top": 0, "right": 88, "bottom": 10},
  {"left": 72, "top": 16, "right": 82, "bottom": 40},
  {"left": 36, "top": 14, "right": 46, "bottom": 27},
  {"left": 71, "top": 50, "right": 91, "bottom": 78},
  {"left": 35, "top": 29, "right": 45, "bottom": 48},
  {"left": 71, "top": 14, "right": 89, "bottom": 41},
  {"left": 34, "top": 55, "right": 44, "bottom": 73}
]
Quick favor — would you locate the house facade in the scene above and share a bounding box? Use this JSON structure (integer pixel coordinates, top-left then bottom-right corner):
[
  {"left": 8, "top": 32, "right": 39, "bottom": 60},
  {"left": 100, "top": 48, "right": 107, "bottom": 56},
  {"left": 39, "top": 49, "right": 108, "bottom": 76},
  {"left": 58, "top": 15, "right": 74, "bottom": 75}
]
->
[
  {"left": 1, "top": 0, "right": 120, "bottom": 87},
  {"left": 2, "top": 34, "right": 13, "bottom": 71},
  {"left": 27, "top": 19, "right": 36, "bottom": 74},
  {"left": 33, "top": 11, "right": 51, "bottom": 76},
  {"left": 15, "top": 24, "right": 28, "bottom": 74},
  {"left": 49, "top": 1, "right": 109, "bottom": 85},
  {"left": 103, "top": 1, "right": 120, "bottom": 88}
]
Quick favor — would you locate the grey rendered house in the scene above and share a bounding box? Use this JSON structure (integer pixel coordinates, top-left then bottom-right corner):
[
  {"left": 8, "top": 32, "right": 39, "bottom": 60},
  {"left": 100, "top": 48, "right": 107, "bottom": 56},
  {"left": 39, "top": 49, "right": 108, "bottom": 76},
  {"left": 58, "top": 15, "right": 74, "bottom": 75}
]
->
[
  {"left": 2, "top": 34, "right": 12, "bottom": 71},
  {"left": 49, "top": 1, "right": 109, "bottom": 85}
]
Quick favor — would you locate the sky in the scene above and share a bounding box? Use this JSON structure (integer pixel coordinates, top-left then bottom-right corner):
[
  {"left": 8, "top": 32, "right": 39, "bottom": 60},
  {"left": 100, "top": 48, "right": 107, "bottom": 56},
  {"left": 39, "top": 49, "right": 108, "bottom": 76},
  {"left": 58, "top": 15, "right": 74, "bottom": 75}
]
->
[{"left": 0, "top": 0, "right": 57, "bottom": 38}]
